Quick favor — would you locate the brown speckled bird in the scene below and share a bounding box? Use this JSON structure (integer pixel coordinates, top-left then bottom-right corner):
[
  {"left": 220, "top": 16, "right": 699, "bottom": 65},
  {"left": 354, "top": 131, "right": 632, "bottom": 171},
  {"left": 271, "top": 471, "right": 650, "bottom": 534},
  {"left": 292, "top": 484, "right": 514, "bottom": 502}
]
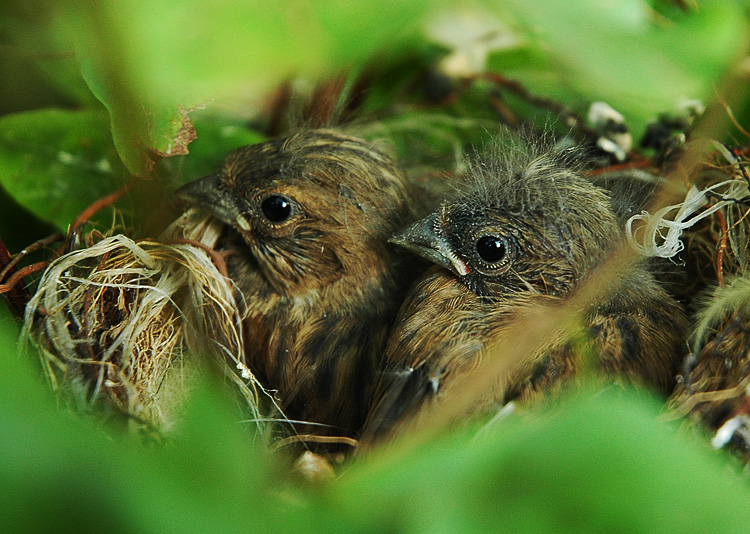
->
[
  {"left": 668, "top": 276, "right": 750, "bottom": 452},
  {"left": 363, "top": 135, "right": 687, "bottom": 441},
  {"left": 177, "top": 129, "right": 418, "bottom": 449}
]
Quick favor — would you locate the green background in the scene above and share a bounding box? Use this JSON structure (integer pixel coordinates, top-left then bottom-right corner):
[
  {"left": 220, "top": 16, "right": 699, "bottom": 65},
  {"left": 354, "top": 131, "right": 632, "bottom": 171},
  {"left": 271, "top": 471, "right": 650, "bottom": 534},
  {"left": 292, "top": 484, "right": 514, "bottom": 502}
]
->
[{"left": 2, "top": 1, "right": 750, "bottom": 531}]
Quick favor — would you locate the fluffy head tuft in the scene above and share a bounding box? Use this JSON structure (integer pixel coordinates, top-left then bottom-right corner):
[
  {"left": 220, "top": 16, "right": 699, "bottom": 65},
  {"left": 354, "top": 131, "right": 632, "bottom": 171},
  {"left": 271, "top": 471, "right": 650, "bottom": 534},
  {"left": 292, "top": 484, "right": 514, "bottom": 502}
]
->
[{"left": 400, "top": 131, "right": 620, "bottom": 297}]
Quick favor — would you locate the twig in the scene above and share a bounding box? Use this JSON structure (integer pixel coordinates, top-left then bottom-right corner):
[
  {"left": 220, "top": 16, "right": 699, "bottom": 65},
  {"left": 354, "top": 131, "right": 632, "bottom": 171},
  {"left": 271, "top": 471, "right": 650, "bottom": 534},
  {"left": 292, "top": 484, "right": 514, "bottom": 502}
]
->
[
  {"left": 275, "top": 434, "right": 359, "bottom": 450},
  {"left": 586, "top": 156, "right": 654, "bottom": 176},
  {"left": 0, "top": 234, "right": 29, "bottom": 314},
  {"left": 667, "top": 382, "right": 749, "bottom": 421},
  {"left": 63, "top": 180, "right": 135, "bottom": 253},
  {"left": 716, "top": 209, "right": 728, "bottom": 286},
  {"left": 0, "top": 262, "right": 49, "bottom": 294},
  {"left": 0, "top": 233, "right": 64, "bottom": 283},
  {"left": 0, "top": 233, "right": 64, "bottom": 314},
  {"left": 718, "top": 98, "right": 750, "bottom": 138}
]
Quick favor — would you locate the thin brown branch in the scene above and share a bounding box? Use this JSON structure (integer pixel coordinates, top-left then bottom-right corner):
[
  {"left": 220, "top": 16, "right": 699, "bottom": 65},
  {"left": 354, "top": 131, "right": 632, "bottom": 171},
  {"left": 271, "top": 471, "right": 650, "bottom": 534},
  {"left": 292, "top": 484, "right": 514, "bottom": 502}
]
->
[
  {"left": 63, "top": 180, "right": 135, "bottom": 253},
  {"left": 0, "top": 233, "right": 64, "bottom": 315},
  {"left": 0, "top": 262, "right": 49, "bottom": 295},
  {"left": 0, "top": 233, "right": 64, "bottom": 284},
  {"left": 717, "top": 98, "right": 750, "bottom": 138},
  {"left": 72, "top": 181, "right": 134, "bottom": 231},
  {"left": 715, "top": 209, "right": 727, "bottom": 286},
  {"left": 275, "top": 434, "right": 359, "bottom": 450},
  {"left": 585, "top": 156, "right": 655, "bottom": 176}
]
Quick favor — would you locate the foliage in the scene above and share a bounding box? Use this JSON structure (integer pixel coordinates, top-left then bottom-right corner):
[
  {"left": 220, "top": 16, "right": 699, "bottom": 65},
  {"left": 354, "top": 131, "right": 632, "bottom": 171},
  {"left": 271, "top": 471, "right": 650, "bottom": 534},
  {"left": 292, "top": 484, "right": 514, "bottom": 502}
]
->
[{"left": 2, "top": 0, "right": 750, "bottom": 531}]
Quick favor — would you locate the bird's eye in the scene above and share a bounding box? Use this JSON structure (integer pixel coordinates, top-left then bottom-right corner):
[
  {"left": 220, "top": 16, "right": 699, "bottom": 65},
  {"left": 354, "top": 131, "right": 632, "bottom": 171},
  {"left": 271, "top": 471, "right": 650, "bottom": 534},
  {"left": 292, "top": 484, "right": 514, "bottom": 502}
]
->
[
  {"left": 476, "top": 235, "right": 507, "bottom": 263},
  {"left": 261, "top": 194, "right": 293, "bottom": 223}
]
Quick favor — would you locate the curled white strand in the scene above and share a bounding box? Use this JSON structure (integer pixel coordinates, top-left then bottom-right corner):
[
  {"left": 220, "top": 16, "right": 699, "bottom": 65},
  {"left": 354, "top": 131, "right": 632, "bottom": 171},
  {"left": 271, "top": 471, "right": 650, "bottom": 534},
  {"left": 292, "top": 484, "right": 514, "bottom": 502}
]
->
[{"left": 626, "top": 179, "right": 750, "bottom": 258}]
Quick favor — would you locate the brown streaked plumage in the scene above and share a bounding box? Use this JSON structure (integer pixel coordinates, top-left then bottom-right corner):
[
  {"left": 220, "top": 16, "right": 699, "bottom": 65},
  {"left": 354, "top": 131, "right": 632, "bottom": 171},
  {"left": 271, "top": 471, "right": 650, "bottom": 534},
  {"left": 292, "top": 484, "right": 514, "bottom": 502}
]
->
[
  {"left": 363, "top": 135, "right": 687, "bottom": 442},
  {"left": 176, "top": 129, "right": 419, "bottom": 449},
  {"left": 668, "top": 276, "right": 750, "bottom": 452}
]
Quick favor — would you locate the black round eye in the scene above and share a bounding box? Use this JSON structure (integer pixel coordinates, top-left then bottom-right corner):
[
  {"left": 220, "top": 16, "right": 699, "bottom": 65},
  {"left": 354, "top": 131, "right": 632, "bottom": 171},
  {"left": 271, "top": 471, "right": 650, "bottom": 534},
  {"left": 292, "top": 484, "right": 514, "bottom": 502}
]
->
[
  {"left": 261, "top": 195, "right": 293, "bottom": 223},
  {"left": 476, "top": 235, "right": 507, "bottom": 263}
]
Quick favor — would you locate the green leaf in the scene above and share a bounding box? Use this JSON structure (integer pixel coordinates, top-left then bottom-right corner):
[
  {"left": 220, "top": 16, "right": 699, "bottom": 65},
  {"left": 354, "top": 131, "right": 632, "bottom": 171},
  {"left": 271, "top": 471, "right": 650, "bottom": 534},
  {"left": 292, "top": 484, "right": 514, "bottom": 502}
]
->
[
  {"left": 160, "top": 112, "right": 267, "bottom": 185},
  {"left": 0, "top": 10, "right": 97, "bottom": 108},
  {"left": 486, "top": 0, "right": 750, "bottom": 137},
  {"left": 330, "top": 388, "right": 750, "bottom": 533},
  {"left": 0, "top": 108, "right": 128, "bottom": 231},
  {"left": 0, "top": 301, "right": 298, "bottom": 532},
  {"left": 58, "top": 0, "right": 445, "bottom": 175}
]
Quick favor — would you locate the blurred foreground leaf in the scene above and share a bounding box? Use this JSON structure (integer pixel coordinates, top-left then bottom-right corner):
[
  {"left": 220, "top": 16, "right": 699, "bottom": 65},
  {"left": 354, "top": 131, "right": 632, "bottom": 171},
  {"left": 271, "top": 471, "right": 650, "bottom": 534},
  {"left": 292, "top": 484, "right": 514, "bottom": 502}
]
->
[
  {"left": 490, "top": 0, "right": 749, "bottom": 137},
  {"left": 3, "top": 302, "right": 750, "bottom": 533},
  {"left": 0, "top": 108, "right": 128, "bottom": 231},
  {"left": 0, "top": 6, "right": 97, "bottom": 110},
  {"left": 328, "top": 389, "right": 750, "bottom": 533},
  {"left": 0, "top": 303, "right": 297, "bottom": 532},
  {"left": 60, "top": 0, "right": 443, "bottom": 175}
]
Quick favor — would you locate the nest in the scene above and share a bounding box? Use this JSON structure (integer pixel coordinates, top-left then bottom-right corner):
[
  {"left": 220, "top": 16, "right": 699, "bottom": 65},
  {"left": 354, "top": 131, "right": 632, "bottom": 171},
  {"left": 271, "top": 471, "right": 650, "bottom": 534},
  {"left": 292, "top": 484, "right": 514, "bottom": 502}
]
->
[
  {"left": 22, "top": 209, "right": 266, "bottom": 437},
  {"left": 15, "top": 122, "right": 750, "bottom": 461},
  {"left": 662, "top": 144, "right": 750, "bottom": 454}
]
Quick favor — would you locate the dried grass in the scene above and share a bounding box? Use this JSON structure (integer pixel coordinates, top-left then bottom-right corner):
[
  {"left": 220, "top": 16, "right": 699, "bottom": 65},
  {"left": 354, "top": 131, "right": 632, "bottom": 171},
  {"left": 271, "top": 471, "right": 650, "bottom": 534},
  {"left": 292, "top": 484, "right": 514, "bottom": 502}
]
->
[
  {"left": 22, "top": 209, "right": 267, "bottom": 437},
  {"left": 663, "top": 144, "right": 750, "bottom": 453}
]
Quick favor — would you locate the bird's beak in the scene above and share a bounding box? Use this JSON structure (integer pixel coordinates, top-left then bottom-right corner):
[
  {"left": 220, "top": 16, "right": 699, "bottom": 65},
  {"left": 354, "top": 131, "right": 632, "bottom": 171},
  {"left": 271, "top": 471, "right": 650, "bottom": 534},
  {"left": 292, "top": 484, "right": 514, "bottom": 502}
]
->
[
  {"left": 176, "top": 173, "right": 247, "bottom": 229},
  {"left": 390, "top": 213, "right": 470, "bottom": 276}
]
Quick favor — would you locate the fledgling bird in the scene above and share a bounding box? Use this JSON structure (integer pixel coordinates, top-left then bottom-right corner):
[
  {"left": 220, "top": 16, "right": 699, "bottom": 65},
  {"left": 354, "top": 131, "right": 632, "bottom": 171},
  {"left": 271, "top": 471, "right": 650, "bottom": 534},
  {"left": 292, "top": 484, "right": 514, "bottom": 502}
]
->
[
  {"left": 363, "top": 135, "right": 687, "bottom": 441},
  {"left": 668, "top": 276, "right": 750, "bottom": 452},
  {"left": 176, "top": 129, "right": 419, "bottom": 449}
]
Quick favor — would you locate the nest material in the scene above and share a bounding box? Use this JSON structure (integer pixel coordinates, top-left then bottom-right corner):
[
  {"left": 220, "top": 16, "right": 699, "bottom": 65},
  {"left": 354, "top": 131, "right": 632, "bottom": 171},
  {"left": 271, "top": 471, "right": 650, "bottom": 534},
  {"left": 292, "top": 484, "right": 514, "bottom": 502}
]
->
[
  {"left": 667, "top": 277, "right": 750, "bottom": 448},
  {"left": 22, "top": 209, "right": 264, "bottom": 436},
  {"left": 685, "top": 145, "right": 750, "bottom": 279},
  {"left": 664, "top": 145, "right": 750, "bottom": 454}
]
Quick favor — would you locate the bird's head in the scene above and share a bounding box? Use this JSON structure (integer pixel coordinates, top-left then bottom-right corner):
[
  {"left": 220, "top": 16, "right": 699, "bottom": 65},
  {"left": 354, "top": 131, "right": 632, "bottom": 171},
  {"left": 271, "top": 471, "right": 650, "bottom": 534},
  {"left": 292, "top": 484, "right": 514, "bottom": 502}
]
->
[
  {"left": 391, "top": 138, "right": 620, "bottom": 298},
  {"left": 177, "top": 129, "right": 413, "bottom": 298}
]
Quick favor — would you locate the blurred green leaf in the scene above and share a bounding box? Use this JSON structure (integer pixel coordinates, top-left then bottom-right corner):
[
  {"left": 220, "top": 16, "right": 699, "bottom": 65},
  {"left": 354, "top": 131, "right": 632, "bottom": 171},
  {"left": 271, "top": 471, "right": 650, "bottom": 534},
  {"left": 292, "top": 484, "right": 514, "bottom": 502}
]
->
[
  {"left": 160, "top": 112, "right": 267, "bottom": 185},
  {"left": 0, "top": 12, "right": 96, "bottom": 108},
  {"left": 59, "top": 0, "right": 445, "bottom": 175},
  {"left": 329, "top": 388, "right": 750, "bottom": 533},
  {"left": 4, "top": 300, "right": 750, "bottom": 532},
  {"left": 486, "top": 0, "right": 750, "bottom": 137},
  {"left": 0, "top": 108, "right": 128, "bottom": 231},
  {"left": 0, "top": 303, "right": 300, "bottom": 532}
]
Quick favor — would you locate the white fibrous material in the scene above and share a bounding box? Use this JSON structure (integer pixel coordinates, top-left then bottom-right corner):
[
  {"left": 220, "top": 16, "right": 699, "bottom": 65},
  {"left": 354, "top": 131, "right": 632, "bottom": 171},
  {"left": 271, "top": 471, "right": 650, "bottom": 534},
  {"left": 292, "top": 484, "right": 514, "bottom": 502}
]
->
[
  {"left": 21, "top": 209, "right": 269, "bottom": 435},
  {"left": 626, "top": 178, "right": 750, "bottom": 259}
]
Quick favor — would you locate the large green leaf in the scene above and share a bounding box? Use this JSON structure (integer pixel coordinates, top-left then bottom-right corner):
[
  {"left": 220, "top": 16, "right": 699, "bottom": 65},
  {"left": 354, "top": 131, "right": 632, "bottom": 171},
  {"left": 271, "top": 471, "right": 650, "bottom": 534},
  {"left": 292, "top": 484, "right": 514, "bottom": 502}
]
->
[
  {"left": 57, "top": 0, "right": 444, "bottom": 175},
  {"left": 0, "top": 108, "right": 128, "bottom": 231},
  {"left": 0, "top": 299, "right": 296, "bottom": 532},
  {"left": 328, "top": 388, "right": 750, "bottom": 533},
  {"left": 486, "top": 0, "right": 749, "bottom": 137},
  {"left": 0, "top": 9, "right": 97, "bottom": 108},
  {"left": 4, "top": 292, "right": 750, "bottom": 532}
]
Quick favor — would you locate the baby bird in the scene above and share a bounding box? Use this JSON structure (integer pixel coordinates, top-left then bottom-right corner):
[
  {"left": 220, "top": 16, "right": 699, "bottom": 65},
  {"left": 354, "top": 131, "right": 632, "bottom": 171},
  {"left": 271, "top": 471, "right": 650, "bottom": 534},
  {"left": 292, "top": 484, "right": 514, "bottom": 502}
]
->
[
  {"left": 668, "top": 276, "right": 750, "bottom": 452},
  {"left": 363, "top": 135, "right": 687, "bottom": 441},
  {"left": 177, "top": 129, "right": 418, "bottom": 449}
]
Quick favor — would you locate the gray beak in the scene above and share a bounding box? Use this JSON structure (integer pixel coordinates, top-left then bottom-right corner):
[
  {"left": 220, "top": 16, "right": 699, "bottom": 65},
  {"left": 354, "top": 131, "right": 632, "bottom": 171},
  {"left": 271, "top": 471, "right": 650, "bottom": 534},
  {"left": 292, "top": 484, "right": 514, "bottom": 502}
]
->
[
  {"left": 176, "top": 173, "right": 242, "bottom": 227},
  {"left": 390, "top": 213, "right": 470, "bottom": 276}
]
